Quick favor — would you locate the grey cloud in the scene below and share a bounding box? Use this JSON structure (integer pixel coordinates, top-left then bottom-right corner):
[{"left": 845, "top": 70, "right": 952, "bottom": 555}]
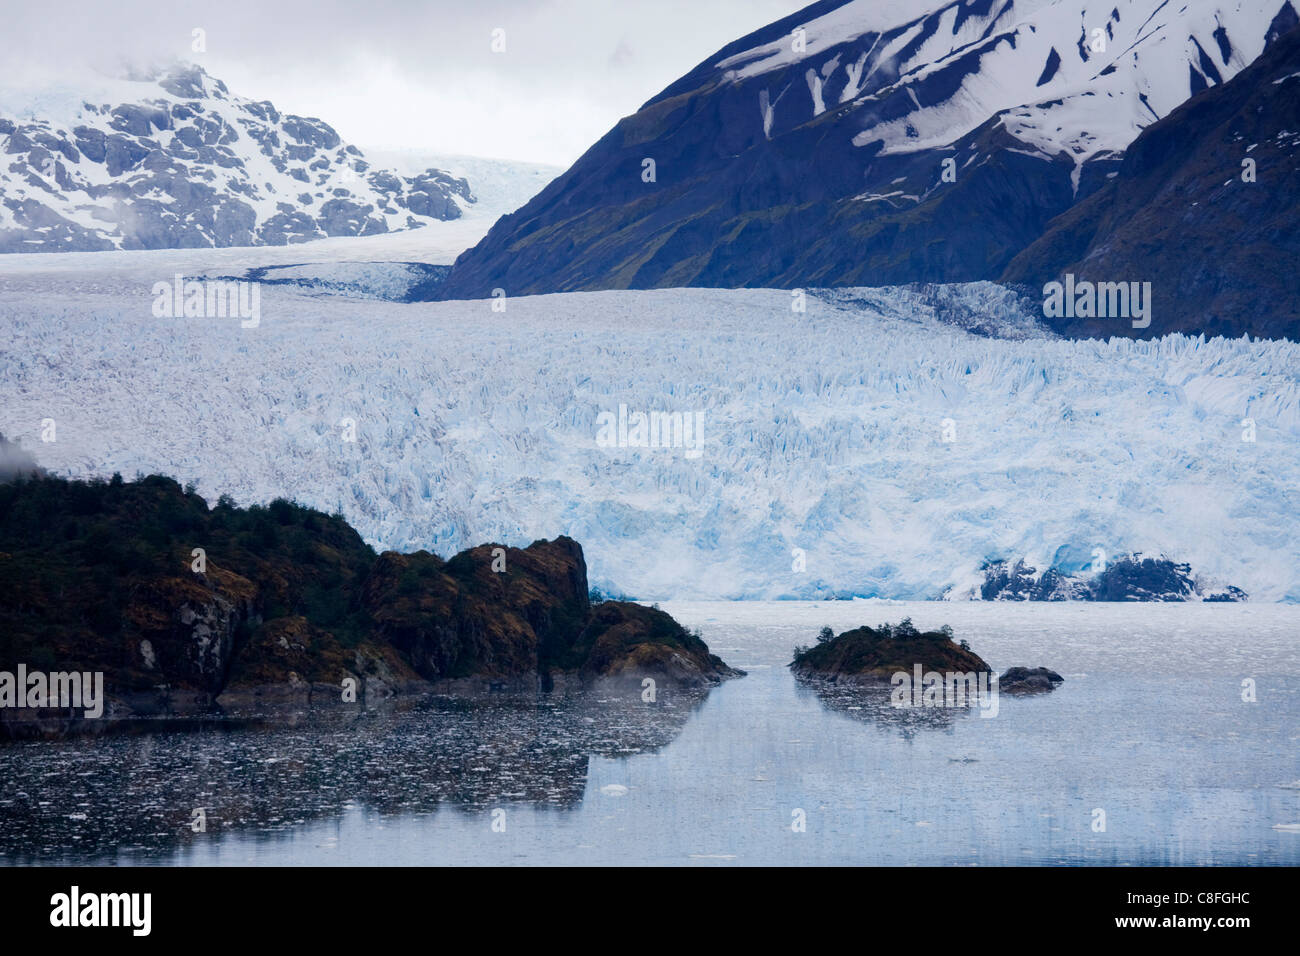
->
[{"left": 0, "top": 0, "right": 805, "bottom": 164}]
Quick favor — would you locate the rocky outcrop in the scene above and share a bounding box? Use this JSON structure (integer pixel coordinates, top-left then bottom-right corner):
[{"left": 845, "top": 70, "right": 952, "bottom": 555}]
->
[
  {"left": 790, "top": 620, "right": 990, "bottom": 684},
  {"left": 357, "top": 541, "right": 739, "bottom": 691},
  {"left": 998, "top": 667, "right": 1064, "bottom": 694},
  {"left": 121, "top": 566, "right": 259, "bottom": 709},
  {"left": 0, "top": 470, "right": 739, "bottom": 736},
  {"left": 792, "top": 623, "right": 1065, "bottom": 712},
  {"left": 567, "top": 601, "right": 742, "bottom": 689},
  {"left": 977, "top": 556, "right": 1246, "bottom": 602},
  {"left": 359, "top": 539, "right": 591, "bottom": 687}
]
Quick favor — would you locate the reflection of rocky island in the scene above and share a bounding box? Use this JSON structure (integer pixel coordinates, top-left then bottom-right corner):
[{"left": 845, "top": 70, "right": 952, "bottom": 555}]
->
[
  {"left": 0, "top": 460, "right": 740, "bottom": 738},
  {"left": 791, "top": 679, "right": 968, "bottom": 737},
  {"left": 0, "top": 689, "right": 714, "bottom": 862}
]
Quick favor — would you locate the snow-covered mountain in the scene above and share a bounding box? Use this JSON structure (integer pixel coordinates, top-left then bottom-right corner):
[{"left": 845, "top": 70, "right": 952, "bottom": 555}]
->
[
  {"left": 3, "top": 257, "right": 1297, "bottom": 601},
  {"left": 0, "top": 64, "right": 475, "bottom": 253},
  {"left": 437, "top": 0, "right": 1297, "bottom": 302},
  {"left": 697, "top": 0, "right": 1287, "bottom": 179},
  {"left": 1005, "top": 19, "right": 1300, "bottom": 339}
]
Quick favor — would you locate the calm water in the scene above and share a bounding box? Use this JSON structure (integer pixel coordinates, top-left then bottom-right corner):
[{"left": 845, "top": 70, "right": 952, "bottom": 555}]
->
[{"left": 2, "top": 601, "right": 1297, "bottom": 866}]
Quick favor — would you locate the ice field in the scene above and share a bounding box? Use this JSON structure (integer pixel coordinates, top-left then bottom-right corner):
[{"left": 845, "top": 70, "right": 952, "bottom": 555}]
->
[{"left": 2, "top": 241, "right": 1298, "bottom": 600}]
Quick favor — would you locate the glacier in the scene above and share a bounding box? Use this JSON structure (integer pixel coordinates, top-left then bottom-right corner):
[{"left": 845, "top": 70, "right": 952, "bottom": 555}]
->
[{"left": 2, "top": 250, "right": 1298, "bottom": 602}]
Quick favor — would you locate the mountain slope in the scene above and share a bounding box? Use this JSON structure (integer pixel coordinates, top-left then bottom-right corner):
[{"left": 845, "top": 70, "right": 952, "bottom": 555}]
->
[
  {"left": 1003, "top": 21, "right": 1300, "bottom": 339},
  {"left": 0, "top": 64, "right": 474, "bottom": 253},
  {"left": 436, "top": 0, "right": 1291, "bottom": 301}
]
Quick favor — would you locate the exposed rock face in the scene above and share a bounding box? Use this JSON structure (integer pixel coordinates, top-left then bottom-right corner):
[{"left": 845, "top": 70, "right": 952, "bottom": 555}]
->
[
  {"left": 360, "top": 539, "right": 591, "bottom": 685},
  {"left": 359, "top": 542, "right": 739, "bottom": 690},
  {"left": 1004, "top": 21, "right": 1300, "bottom": 340},
  {"left": 567, "top": 601, "right": 742, "bottom": 689},
  {"left": 217, "top": 616, "right": 421, "bottom": 709},
  {"left": 0, "top": 472, "right": 739, "bottom": 736},
  {"left": 977, "top": 556, "right": 1247, "bottom": 602},
  {"left": 125, "top": 566, "right": 258, "bottom": 701},
  {"left": 790, "top": 621, "right": 990, "bottom": 683},
  {"left": 998, "top": 667, "right": 1064, "bottom": 694},
  {"left": 0, "top": 64, "right": 474, "bottom": 253}
]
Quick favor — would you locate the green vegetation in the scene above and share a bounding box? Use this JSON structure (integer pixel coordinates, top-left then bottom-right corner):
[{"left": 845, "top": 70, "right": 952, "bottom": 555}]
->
[
  {"left": 791, "top": 619, "right": 990, "bottom": 679},
  {"left": 0, "top": 470, "right": 377, "bottom": 671},
  {"left": 0, "top": 463, "right": 738, "bottom": 709}
]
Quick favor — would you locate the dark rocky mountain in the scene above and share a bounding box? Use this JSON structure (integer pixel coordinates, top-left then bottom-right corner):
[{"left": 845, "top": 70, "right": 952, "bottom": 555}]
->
[
  {"left": 0, "top": 463, "right": 739, "bottom": 738},
  {"left": 435, "top": 0, "right": 1291, "bottom": 303},
  {"left": 0, "top": 64, "right": 473, "bottom": 253},
  {"left": 1003, "top": 21, "right": 1300, "bottom": 339}
]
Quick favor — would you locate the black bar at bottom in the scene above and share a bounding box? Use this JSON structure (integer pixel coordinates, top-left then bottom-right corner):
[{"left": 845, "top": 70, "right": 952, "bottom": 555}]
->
[{"left": 0, "top": 865, "right": 1280, "bottom": 941}]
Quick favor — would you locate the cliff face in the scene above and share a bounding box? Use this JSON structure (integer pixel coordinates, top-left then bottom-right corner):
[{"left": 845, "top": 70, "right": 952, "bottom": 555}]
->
[
  {"left": 122, "top": 566, "right": 259, "bottom": 706},
  {"left": 360, "top": 539, "right": 590, "bottom": 684},
  {"left": 0, "top": 472, "right": 738, "bottom": 736}
]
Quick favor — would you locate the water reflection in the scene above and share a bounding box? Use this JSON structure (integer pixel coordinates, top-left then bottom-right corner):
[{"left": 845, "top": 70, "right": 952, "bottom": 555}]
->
[
  {"left": 3, "top": 600, "right": 1299, "bottom": 866},
  {"left": 0, "top": 687, "right": 712, "bottom": 864},
  {"left": 791, "top": 675, "right": 971, "bottom": 737}
]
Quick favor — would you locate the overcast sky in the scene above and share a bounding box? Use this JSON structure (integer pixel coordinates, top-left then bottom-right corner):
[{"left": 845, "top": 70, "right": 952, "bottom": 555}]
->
[{"left": 3, "top": 0, "right": 810, "bottom": 167}]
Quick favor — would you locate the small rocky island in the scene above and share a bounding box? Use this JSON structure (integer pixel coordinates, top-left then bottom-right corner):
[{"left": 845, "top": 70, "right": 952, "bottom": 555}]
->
[
  {"left": 791, "top": 621, "right": 1062, "bottom": 695},
  {"left": 0, "top": 466, "right": 741, "bottom": 737},
  {"left": 997, "top": 667, "right": 1065, "bottom": 694},
  {"left": 791, "top": 621, "right": 990, "bottom": 682}
]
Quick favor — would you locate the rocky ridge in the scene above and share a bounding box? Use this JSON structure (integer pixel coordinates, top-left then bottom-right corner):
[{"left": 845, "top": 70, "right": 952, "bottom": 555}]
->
[{"left": 0, "top": 461, "right": 740, "bottom": 737}]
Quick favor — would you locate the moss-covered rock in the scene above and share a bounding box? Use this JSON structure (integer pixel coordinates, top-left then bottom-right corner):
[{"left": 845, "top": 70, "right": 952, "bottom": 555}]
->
[
  {"left": 791, "top": 620, "right": 990, "bottom": 683},
  {"left": 569, "top": 601, "right": 742, "bottom": 689}
]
